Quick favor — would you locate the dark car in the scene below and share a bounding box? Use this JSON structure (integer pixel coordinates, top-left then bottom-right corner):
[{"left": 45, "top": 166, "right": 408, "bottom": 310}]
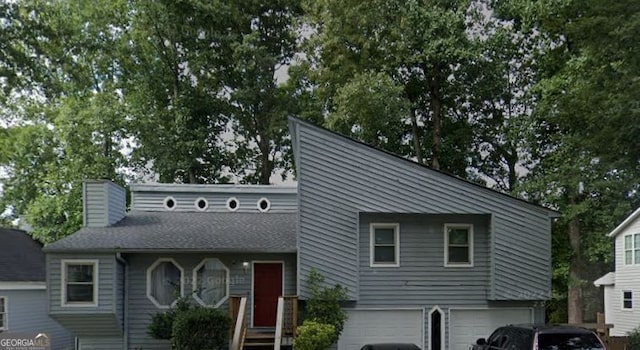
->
[
  {"left": 361, "top": 343, "right": 421, "bottom": 350},
  {"left": 472, "top": 324, "right": 606, "bottom": 350}
]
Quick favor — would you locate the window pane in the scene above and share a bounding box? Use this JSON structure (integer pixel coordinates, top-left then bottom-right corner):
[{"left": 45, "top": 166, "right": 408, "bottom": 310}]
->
[
  {"left": 375, "top": 228, "right": 395, "bottom": 244},
  {"left": 635, "top": 250, "right": 640, "bottom": 264},
  {"left": 448, "top": 247, "right": 470, "bottom": 263},
  {"left": 151, "top": 262, "right": 181, "bottom": 306},
  {"left": 624, "top": 291, "right": 632, "bottom": 299},
  {"left": 624, "top": 300, "right": 633, "bottom": 309},
  {"left": 625, "top": 235, "right": 633, "bottom": 249},
  {"left": 635, "top": 234, "right": 640, "bottom": 248},
  {"left": 196, "top": 260, "right": 228, "bottom": 306},
  {"left": 67, "top": 284, "right": 94, "bottom": 302},
  {"left": 626, "top": 251, "right": 633, "bottom": 265},
  {"left": 374, "top": 246, "right": 396, "bottom": 263},
  {"left": 448, "top": 228, "right": 469, "bottom": 245},
  {"left": 0, "top": 299, "right": 4, "bottom": 312},
  {"left": 67, "top": 264, "right": 93, "bottom": 283}
]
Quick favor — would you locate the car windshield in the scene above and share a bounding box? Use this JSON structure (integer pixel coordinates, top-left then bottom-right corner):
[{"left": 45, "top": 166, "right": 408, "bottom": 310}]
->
[{"left": 538, "top": 333, "right": 604, "bottom": 350}]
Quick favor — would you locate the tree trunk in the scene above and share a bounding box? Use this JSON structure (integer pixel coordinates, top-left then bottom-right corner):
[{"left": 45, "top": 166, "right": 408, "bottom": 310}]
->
[
  {"left": 410, "top": 107, "right": 423, "bottom": 164},
  {"left": 429, "top": 78, "right": 442, "bottom": 171},
  {"left": 567, "top": 212, "right": 584, "bottom": 324}
]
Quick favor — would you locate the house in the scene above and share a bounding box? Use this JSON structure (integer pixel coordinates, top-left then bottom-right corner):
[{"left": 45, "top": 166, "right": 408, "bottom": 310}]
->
[
  {"left": 0, "top": 228, "right": 75, "bottom": 350},
  {"left": 43, "top": 118, "right": 557, "bottom": 350},
  {"left": 594, "top": 207, "right": 640, "bottom": 337}
]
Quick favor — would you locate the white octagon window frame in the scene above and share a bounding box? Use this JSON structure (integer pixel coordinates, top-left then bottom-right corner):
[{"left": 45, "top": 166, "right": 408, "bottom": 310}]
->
[
  {"left": 192, "top": 258, "right": 230, "bottom": 308},
  {"left": 61, "top": 259, "right": 99, "bottom": 307},
  {"left": 147, "top": 258, "right": 185, "bottom": 309}
]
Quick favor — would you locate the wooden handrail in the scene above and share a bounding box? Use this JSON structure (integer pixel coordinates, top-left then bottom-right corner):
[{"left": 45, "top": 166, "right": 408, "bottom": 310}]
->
[
  {"left": 230, "top": 297, "right": 248, "bottom": 350},
  {"left": 282, "top": 295, "right": 298, "bottom": 338},
  {"left": 275, "top": 297, "right": 284, "bottom": 350}
]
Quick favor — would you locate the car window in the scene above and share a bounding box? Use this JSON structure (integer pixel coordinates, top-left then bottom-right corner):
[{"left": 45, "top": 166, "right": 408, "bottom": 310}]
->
[
  {"left": 487, "top": 328, "right": 509, "bottom": 350},
  {"left": 537, "top": 333, "right": 604, "bottom": 350}
]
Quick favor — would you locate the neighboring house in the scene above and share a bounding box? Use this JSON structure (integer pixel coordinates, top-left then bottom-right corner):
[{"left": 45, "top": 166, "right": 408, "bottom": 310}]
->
[
  {"left": 594, "top": 207, "right": 640, "bottom": 337},
  {"left": 0, "top": 228, "right": 75, "bottom": 350},
  {"left": 43, "top": 118, "right": 558, "bottom": 350}
]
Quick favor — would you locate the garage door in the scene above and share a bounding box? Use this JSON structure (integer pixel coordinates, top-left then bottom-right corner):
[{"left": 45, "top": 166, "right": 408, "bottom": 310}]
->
[
  {"left": 449, "top": 308, "right": 533, "bottom": 350},
  {"left": 338, "top": 309, "right": 423, "bottom": 350}
]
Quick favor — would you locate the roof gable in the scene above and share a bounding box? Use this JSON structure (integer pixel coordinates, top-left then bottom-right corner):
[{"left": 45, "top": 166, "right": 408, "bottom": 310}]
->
[
  {"left": 608, "top": 206, "right": 640, "bottom": 237},
  {"left": 0, "top": 228, "right": 45, "bottom": 281}
]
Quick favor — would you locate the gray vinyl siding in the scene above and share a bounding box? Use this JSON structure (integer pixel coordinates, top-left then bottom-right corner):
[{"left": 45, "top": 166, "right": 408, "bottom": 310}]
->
[
  {"left": 358, "top": 214, "right": 490, "bottom": 306},
  {"left": 124, "top": 252, "right": 296, "bottom": 350},
  {"left": 292, "top": 120, "right": 552, "bottom": 301},
  {"left": 47, "top": 253, "right": 121, "bottom": 335},
  {"left": 1, "top": 289, "right": 75, "bottom": 350},
  {"left": 77, "top": 336, "right": 123, "bottom": 350},
  {"left": 83, "top": 182, "right": 106, "bottom": 227},
  {"left": 131, "top": 190, "right": 297, "bottom": 213},
  {"left": 83, "top": 181, "right": 126, "bottom": 227},
  {"left": 115, "top": 260, "right": 125, "bottom": 330},
  {"left": 106, "top": 181, "right": 126, "bottom": 225}
]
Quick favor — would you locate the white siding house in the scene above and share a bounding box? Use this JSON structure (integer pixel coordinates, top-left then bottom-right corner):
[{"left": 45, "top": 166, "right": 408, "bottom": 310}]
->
[{"left": 594, "top": 207, "right": 640, "bottom": 337}]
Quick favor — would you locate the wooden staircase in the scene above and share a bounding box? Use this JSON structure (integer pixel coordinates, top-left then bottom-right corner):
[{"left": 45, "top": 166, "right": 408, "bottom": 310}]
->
[{"left": 229, "top": 295, "right": 298, "bottom": 350}]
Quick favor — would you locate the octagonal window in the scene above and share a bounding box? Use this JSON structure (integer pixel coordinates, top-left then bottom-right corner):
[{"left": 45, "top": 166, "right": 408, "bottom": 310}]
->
[
  {"left": 193, "top": 259, "right": 229, "bottom": 307},
  {"left": 147, "top": 259, "right": 183, "bottom": 308}
]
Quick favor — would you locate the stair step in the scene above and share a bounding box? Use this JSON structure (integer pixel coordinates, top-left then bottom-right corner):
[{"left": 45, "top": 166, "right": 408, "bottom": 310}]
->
[
  {"left": 245, "top": 332, "right": 275, "bottom": 339},
  {"left": 244, "top": 342, "right": 275, "bottom": 346}
]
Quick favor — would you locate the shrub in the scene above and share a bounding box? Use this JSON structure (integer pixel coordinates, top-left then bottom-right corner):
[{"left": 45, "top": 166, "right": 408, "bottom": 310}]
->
[
  {"left": 305, "top": 269, "right": 348, "bottom": 344},
  {"left": 628, "top": 326, "right": 640, "bottom": 350},
  {"left": 171, "top": 307, "right": 231, "bottom": 350},
  {"left": 294, "top": 320, "right": 336, "bottom": 350},
  {"left": 148, "top": 297, "right": 192, "bottom": 340}
]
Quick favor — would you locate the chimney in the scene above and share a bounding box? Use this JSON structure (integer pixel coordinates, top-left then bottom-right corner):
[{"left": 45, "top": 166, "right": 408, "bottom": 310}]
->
[{"left": 82, "top": 180, "right": 126, "bottom": 227}]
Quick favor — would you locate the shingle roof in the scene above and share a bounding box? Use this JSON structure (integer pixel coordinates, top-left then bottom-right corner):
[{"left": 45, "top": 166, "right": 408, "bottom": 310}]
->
[
  {"left": 43, "top": 211, "right": 297, "bottom": 253},
  {"left": 0, "top": 228, "right": 45, "bottom": 281}
]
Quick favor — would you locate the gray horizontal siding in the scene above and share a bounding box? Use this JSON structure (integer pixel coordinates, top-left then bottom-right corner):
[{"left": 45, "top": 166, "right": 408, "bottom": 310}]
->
[
  {"left": 293, "top": 120, "right": 551, "bottom": 301},
  {"left": 106, "top": 181, "right": 126, "bottom": 225},
  {"left": 48, "top": 253, "right": 121, "bottom": 335},
  {"left": 124, "top": 252, "right": 296, "bottom": 350},
  {"left": 84, "top": 182, "right": 106, "bottom": 227},
  {"left": 131, "top": 191, "right": 297, "bottom": 213},
  {"left": 78, "top": 336, "right": 123, "bottom": 350},
  {"left": 358, "top": 214, "right": 490, "bottom": 306},
  {"left": 1, "top": 289, "right": 75, "bottom": 350}
]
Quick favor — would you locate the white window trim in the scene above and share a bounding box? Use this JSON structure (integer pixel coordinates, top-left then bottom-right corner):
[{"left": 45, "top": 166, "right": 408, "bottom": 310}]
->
[
  {"left": 146, "top": 258, "right": 185, "bottom": 309},
  {"left": 428, "top": 306, "right": 445, "bottom": 350},
  {"left": 370, "top": 223, "right": 400, "bottom": 267},
  {"left": 624, "top": 233, "right": 640, "bottom": 265},
  {"left": 257, "top": 197, "right": 271, "bottom": 212},
  {"left": 194, "top": 197, "right": 209, "bottom": 211},
  {"left": 192, "top": 258, "right": 230, "bottom": 308},
  {"left": 0, "top": 296, "right": 7, "bottom": 331},
  {"left": 226, "top": 197, "right": 240, "bottom": 212},
  {"left": 164, "top": 196, "right": 177, "bottom": 211},
  {"left": 444, "top": 223, "right": 474, "bottom": 268},
  {"left": 61, "top": 259, "right": 99, "bottom": 307},
  {"left": 622, "top": 290, "right": 633, "bottom": 311}
]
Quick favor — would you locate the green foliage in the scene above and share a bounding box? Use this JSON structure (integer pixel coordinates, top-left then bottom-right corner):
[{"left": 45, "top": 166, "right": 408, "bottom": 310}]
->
[
  {"left": 305, "top": 269, "right": 348, "bottom": 344},
  {"left": 148, "top": 297, "right": 192, "bottom": 340},
  {"left": 627, "top": 326, "right": 640, "bottom": 350},
  {"left": 294, "top": 320, "right": 336, "bottom": 350},
  {"left": 171, "top": 307, "right": 231, "bottom": 350}
]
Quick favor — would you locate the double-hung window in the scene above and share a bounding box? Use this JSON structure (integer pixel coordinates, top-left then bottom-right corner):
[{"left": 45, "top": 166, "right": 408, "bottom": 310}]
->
[
  {"left": 444, "top": 224, "right": 473, "bottom": 267},
  {"left": 0, "top": 297, "right": 6, "bottom": 330},
  {"left": 623, "top": 291, "right": 633, "bottom": 310},
  {"left": 624, "top": 233, "right": 640, "bottom": 265},
  {"left": 62, "top": 260, "right": 98, "bottom": 306},
  {"left": 370, "top": 223, "right": 400, "bottom": 267}
]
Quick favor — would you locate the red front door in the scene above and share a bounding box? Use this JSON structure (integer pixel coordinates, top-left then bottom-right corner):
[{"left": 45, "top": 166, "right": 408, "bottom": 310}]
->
[{"left": 253, "top": 262, "right": 283, "bottom": 327}]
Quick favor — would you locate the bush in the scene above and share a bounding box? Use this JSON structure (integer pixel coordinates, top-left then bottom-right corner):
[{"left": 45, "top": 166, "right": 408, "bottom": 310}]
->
[
  {"left": 171, "top": 307, "right": 231, "bottom": 350},
  {"left": 148, "top": 297, "right": 192, "bottom": 340},
  {"left": 628, "top": 326, "right": 640, "bottom": 350},
  {"left": 294, "top": 320, "right": 336, "bottom": 350},
  {"left": 305, "top": 269, "right": 348, "bottom": 344}
]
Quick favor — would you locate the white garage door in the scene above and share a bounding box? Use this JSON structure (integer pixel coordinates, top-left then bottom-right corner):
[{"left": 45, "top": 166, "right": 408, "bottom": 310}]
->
[
  {"left": 449, "top": 308, "right": 533, "bottom": 350},
  {"left": 338, "top": 309, "right": 423, "bottom": 350}
]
